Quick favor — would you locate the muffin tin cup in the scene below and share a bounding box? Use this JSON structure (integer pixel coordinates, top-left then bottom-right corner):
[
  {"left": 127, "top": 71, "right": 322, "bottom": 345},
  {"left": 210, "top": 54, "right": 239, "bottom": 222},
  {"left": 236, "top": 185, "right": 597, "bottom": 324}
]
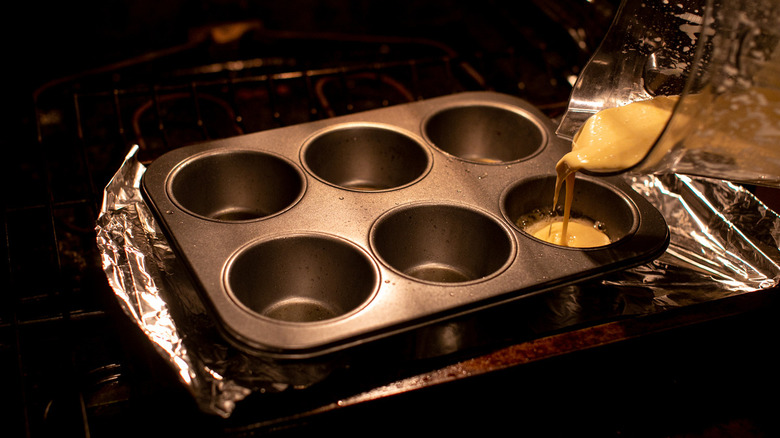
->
[
  {"left": 502, "top": 175, "right": 639, "bottom": 247},
  {"left": 423, "top": 103, "right": 546, "bottom": 163},
  {"left": 142, "top": 91, "right": 669, "bottom": 358},
  {"left": 168, "top": 149, "right": 305, "bottom": 222},
  {"left": 226, "top": 233, "right": 379, "bottom": 323},
  {"left": 371, "top": 203, "right": 514, "bottom": 284},
  {"left": 301, "top": 123, "right": 432, "bottom": 191}
]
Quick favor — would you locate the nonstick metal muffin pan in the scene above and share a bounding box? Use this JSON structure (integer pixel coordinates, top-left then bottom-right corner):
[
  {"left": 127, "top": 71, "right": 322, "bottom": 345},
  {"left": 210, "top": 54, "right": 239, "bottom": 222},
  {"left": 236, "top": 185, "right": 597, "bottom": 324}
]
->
[{"left": 141, "top": 91, "right": 670, "bottom": 359}]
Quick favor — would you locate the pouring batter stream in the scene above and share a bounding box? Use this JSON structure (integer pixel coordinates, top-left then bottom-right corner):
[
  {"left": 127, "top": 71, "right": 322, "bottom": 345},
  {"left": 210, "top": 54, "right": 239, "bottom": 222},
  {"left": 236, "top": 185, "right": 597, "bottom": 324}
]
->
[{"left": 528, "top": 95, "right": 680, "bottom": 247}]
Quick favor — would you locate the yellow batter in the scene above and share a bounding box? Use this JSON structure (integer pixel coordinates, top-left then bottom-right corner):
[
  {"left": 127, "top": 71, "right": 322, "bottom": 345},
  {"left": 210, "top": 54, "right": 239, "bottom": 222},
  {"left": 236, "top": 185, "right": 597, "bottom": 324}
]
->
[
  {"left": 528, "top": 218, "right": 611, "bottom": 248},
  {"left": 557, "top": 95, "right": 680, "bottom": 178},
  {"left": 529, "top": 95, "right": 679, "bottom": 248},
  {"left": 556, "top": 86, "right": 780, "bottom": 185}
]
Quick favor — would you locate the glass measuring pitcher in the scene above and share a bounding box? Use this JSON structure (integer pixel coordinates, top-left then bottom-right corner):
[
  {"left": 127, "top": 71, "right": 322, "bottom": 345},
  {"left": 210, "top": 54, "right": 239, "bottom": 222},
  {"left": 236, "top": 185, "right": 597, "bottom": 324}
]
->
[{"left": 557, "top": 0, "right": 780, "bottom": 186}]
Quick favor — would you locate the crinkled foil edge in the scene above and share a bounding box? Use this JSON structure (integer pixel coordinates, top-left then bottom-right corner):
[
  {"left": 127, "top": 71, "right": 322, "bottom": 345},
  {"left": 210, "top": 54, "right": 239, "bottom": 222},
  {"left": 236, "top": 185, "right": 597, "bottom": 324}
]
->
[{"left": 95, "top": 146, "right": 251, "bottom": 417}]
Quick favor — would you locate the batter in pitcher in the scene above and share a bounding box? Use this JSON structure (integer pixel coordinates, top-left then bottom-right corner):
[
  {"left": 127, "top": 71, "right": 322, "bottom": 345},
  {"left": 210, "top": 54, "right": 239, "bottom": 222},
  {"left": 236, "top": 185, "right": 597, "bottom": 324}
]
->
[{"left": 529, "top": 95, "right": 680, "bottom": 247}]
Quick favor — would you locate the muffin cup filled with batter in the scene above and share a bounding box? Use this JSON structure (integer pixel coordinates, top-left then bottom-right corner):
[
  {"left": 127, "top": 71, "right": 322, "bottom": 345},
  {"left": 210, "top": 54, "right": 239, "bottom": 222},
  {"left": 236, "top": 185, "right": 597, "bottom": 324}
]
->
[{"left": 502, "top": 175, "right": 638, "bottom": 248}]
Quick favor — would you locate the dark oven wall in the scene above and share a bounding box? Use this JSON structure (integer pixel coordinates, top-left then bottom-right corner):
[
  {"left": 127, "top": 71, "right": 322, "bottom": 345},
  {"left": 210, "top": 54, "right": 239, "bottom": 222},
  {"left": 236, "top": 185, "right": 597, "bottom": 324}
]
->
[{"left": 10, "top": 0, "right": 616, "bottom": 110}]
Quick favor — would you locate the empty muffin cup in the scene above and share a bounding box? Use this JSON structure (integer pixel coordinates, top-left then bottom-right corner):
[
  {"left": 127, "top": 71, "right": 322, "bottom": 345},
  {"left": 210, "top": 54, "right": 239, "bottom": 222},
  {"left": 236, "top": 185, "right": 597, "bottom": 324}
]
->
[
  {"left": 302, "top": 123, "right": 431, "bottom": 191},
  {"left": 225, "top": 234, "right": 378, "bottom": 323},
  {"left": 423, "top": 104, "right": 545, "bottom": 163},
  {"left": 371, "top": 204, "right": 514, "bottom": 284},
  {"left": 168, "top": 150, "right": 305, "bottom": 221},
  {"left": 502, "top": 175, "right": 638, "bottom": 247}
]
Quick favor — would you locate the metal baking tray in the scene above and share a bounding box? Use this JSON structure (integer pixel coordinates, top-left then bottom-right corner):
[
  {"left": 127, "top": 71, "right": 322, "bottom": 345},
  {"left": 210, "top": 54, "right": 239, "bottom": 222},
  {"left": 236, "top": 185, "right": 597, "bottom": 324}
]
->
[{"left": 141, "top": 91, "right": 669, "bottom": 359}]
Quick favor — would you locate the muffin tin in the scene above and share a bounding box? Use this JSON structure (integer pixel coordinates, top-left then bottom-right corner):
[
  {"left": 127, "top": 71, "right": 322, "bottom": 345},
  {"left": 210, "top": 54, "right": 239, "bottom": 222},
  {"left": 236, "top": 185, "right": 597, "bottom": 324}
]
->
[{"left": 141, "top": 91, "right": 669, "bottom": 359}]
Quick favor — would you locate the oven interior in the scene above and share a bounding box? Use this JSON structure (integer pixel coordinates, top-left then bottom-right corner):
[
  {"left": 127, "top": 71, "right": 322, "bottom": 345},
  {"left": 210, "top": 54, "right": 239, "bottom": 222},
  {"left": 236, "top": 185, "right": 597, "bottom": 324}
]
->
[{"left": 4, "top": 1, "right": 779, "bottom": 437}]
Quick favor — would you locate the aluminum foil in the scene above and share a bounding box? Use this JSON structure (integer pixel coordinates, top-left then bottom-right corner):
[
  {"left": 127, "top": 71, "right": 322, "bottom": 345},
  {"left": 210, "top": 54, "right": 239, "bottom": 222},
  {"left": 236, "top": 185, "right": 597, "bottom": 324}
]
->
[
  {"left": 95, "top": 145, "right": 780, "bottom": 417},
  {"left": 530, "top": 173, "right": 780, "bottom": 332}
]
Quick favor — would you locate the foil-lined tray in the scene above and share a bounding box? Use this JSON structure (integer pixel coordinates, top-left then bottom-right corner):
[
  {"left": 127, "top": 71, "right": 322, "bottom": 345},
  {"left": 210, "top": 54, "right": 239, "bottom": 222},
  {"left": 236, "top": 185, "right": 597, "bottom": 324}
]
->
[{"left": 96, "top": 92, "right": 780, "bottom": 417}]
